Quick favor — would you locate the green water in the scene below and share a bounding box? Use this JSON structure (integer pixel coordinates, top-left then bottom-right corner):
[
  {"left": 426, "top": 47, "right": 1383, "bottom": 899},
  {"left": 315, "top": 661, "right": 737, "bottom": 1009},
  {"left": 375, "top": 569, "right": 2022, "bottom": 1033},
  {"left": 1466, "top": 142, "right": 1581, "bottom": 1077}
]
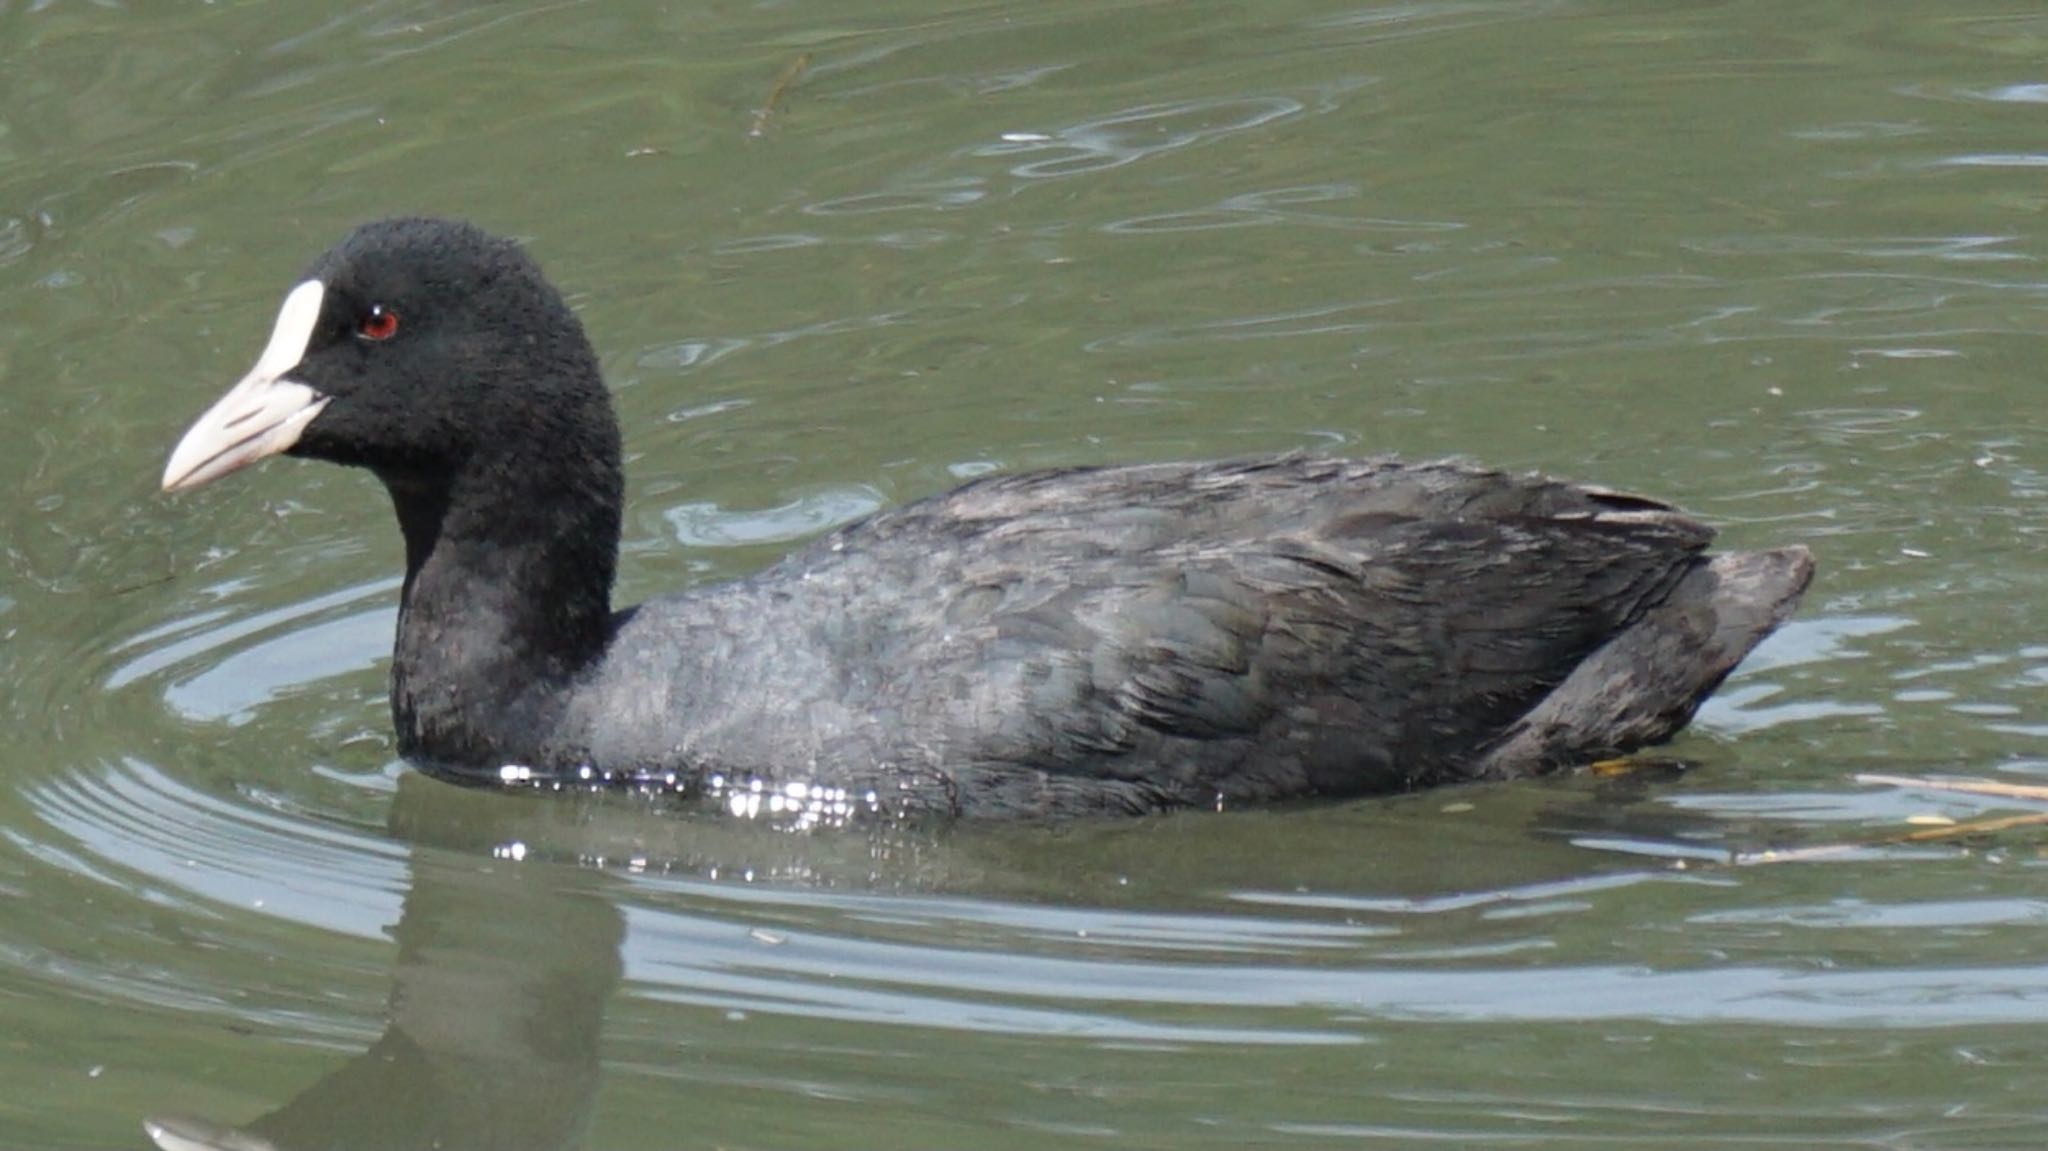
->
[{"left": 6, "top": 1, "right": 2048, "bottom": 1146}]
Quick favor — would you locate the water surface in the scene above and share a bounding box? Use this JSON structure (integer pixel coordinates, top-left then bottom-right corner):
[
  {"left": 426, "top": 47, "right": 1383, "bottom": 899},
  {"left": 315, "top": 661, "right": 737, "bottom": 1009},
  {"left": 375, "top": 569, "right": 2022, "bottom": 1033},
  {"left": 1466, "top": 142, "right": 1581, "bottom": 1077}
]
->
[{"left": 5, "top": 1, "right": 2048, "bottom": 1146}]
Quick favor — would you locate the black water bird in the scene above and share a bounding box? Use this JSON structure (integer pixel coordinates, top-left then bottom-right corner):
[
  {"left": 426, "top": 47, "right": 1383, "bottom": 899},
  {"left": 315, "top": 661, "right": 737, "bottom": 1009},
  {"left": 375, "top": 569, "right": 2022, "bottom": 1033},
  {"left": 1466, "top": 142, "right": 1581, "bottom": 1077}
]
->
[{"left": 162, "top": 218, "right": 1814, "bottom": 818}]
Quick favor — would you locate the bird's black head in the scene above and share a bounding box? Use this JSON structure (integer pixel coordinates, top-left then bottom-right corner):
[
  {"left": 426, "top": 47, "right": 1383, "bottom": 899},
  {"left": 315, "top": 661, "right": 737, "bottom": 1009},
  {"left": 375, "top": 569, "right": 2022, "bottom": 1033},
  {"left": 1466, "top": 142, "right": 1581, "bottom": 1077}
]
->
[
  {"left": 166, "top": 219, "right": 632, "bottom": 764},
  {"left": 163, "top": 217, "right": 619, "bottom": 496}
]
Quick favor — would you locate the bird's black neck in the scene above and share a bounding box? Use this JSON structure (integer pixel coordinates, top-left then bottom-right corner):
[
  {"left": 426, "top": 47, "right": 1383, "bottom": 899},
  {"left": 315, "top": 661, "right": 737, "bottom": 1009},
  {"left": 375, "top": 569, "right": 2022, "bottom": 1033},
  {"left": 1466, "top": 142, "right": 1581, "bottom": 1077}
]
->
[{"left": 383, "top": 451, "right": 623, "bottom": 768}]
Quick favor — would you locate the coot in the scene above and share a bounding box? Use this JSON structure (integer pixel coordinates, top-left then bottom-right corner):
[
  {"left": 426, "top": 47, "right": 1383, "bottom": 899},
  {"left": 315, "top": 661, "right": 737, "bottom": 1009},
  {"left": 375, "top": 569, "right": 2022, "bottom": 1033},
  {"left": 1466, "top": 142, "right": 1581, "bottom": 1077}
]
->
[{"left": 163, "top": 218, "right": 1813, "bottom": 819}]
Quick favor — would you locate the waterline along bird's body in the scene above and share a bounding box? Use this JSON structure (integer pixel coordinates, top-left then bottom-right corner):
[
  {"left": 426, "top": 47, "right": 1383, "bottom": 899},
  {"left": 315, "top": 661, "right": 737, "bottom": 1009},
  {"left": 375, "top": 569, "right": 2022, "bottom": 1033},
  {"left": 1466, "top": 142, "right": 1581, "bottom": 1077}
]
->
[{"left": 163, "top": 218, "right": 1814, "bottom": 819}]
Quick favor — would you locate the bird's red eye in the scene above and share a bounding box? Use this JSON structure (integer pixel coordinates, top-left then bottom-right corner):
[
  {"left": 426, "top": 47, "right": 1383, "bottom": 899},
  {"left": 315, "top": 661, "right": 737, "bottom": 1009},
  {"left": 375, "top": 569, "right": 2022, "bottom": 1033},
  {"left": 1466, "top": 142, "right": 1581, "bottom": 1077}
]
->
[{"left": 358, "top": 305, "right": 400, "bottom": 341}]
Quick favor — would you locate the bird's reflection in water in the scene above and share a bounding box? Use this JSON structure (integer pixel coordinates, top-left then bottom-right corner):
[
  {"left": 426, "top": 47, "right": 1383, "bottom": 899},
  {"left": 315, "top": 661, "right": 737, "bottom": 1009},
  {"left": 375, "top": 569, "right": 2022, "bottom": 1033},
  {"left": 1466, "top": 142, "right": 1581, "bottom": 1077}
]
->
[
  {"left": 142, "top": 764, "right": 969, "bottom": 1151},
  {"left": 141, "top": 756, "right": 1757, "bottom": 1150},
  {"left": 148, "top": 777, "right": 627, "bottom": 1151}
]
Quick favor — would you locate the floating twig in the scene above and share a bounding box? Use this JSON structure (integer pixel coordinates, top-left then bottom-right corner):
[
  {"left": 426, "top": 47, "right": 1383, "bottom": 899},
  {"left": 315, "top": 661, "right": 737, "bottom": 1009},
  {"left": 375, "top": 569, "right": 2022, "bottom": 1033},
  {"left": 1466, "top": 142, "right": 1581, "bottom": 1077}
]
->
[
  {"left": 748, "top": 52, "right": 812, "bottom": 139},
  {"left": 1854, "top": 772, "right": 2048, "bottom": 803},
  {"left": 1898, "top": 810, "right": 2048, "bottom": 842},
  {"left": 1724, "top": 777, "right": 2048, "bottom": 866}
]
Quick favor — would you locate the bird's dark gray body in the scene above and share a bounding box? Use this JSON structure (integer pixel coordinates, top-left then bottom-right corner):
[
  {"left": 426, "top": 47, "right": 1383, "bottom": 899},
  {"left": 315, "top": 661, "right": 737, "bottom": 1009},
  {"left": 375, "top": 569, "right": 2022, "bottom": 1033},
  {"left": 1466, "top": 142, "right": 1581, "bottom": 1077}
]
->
[
  {"left": 164, "top": 218, "right": 1815, "bottom": 820},
  {"left": 557, "top": 455, "right": 1809, "bottom": 817}
]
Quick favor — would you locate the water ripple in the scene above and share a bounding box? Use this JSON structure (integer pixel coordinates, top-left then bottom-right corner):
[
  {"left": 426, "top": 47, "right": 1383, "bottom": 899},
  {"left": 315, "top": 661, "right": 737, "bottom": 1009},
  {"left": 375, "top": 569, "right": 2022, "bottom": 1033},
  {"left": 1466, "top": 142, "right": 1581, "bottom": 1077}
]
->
[
  {"left": 24, "top": 758, "right": 404, "bottom": 939},
  {"left": 804, "top": 179, "right": 987, "bottom": 216},
  {"left": 1104, "top": 184, "right": 1464, "bottom": 236},
  {"left": 623, "top": 904, "right": 2048, "bottom": 1030},
  {"left": 105, "top": 578, "right": 396, "bottom": 724},
  {"left": 974, "top": 97, "right": 1304, "bottom": 181},
  {"left": 665, "top": 487, "right": 887, "bottom": 547},
  {"left": 1087, "top": 298, "right": 1406, "bottom": 351}
]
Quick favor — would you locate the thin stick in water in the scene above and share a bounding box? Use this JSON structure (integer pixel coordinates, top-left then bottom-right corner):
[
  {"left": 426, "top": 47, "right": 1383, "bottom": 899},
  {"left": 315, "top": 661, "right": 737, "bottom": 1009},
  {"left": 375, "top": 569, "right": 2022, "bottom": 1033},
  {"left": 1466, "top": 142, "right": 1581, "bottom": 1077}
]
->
[{"left": 749, "top": 52, "right": 813, "bottom": 139}]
